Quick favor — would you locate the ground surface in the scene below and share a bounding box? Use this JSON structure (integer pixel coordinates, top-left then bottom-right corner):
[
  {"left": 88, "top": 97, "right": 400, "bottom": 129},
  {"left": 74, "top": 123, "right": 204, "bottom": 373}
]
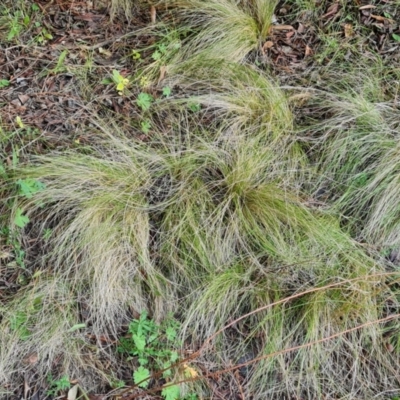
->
[{"left": 1, "top": 0, "right": 400, "bottom": 399}]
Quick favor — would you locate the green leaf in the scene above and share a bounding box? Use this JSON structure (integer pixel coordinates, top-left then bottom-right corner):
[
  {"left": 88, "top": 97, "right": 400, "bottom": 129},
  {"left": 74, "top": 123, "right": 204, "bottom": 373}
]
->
[
  {"left": 131, "top": 50, "right": 141, "bottom": 60},
  {"left": 169, "top": 351, "right": 179, "bottom": 363},
  {"left": 158, "top": 44, "right": 167, "bottom": 54},
  {"left": 161, "top": 384, "right": 180, "bottom": 400},
  {"left": 152, "top": 50, "right": 161, "bottom": 60},
  {"left": 141, "top": 120, "right": 151, "bottom": 134},
  {"left": 0, "top": 79, "right": 10, "bottom": 88},
  {"left": 101, "top": 78, "right": 113, "bottom": 84},
  {"left": 31, "top": 3, "right": 40, "bottom": 12},
  {"left": 14, "top": 208, "right": 29, "bottom": 228},
  {"left": 112, "top": 69, "right": 123, "bottom": 83},
  {"left": 138, "top": 357, "right": 148, "bottom": 366},
  {"left": 136, "top": 93, "right": 153, "bottom": 111},
  {"left": 17, "top": 178, "right": 45, "bottom": 198},
  {"left": 133, "top": 366, "right": 150, "bottom": 388},
  {"left": 133, "top": 334, "right": 146, "bottom": 352},
  {"left": 162, "top": 363, "right": 172, "bottom": 378},
  {"left": 15, "top": 116, "right": 24, "bottom": 128},
  {"left": 10, "top": 311, "right": 28, "bottom": 331},
  {"left": 188, "top": 103, "right": 201, "bottom": 112},
  {"left": 54, "top": 376, "right": 71, "bottom": 391},
  {"left": 392, "top": 33, "right": 400, "bottom": 42},
  {"left": 165, "top": 327, "right": 177, "bottom": 341},
  {"left": 162, "top": 86, "right": 171, "bottom": 97},
  {"left": 68, "top": 323, "right": 86, "bottom": 332}
]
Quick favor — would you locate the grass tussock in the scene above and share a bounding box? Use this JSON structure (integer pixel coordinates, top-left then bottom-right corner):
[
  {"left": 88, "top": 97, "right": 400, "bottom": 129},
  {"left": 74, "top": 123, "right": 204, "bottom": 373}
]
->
[
  {"left": 3, "top": 112, "right": 399, "bottom": 397},
  {"left": 160, "top": 0, "right": 277, "bottom": 63},
  {"left": 162, "top": 59, "right": 293, "bottom": 139},
  {"left": 297, "top": 71, "right": 400, "bottom": 249}
]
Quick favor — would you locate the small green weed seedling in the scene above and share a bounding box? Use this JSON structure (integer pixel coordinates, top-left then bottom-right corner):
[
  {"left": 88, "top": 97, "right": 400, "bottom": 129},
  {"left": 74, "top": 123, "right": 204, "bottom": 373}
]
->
[
  {"left": 8, "top": 297, "right": 42, "bottom": 340},
  {"left": 136, "top": 92, "right": 154, "bottom": 111},
  {"left": 188, "top": 102, "right": 201, "bottom": 113},
  {"left": 0, "top": 226, "right": 25, "bottom": 267},
  {"left": 0, "top": 79, "right": 10, "bottom": 88},
  {"left": 14, "top": 207, "right": 29, "bottom": 229},
  {"left": 17, "top": 178, "right": 45, "bottom": 199},
  {"left": 141, "top": 120, "right": 152, "bottom": 134},
  {"left": 131, "top": 50, "right": 141, "bottom": 60},
  {"left": 9, "top": 311, "right": 30, "bottom": 340},
  {"left": 43, "top": 228, "right": 52, "bottom": 241},
  {"left": 4, "top": 11, "right": 28, "bottom": 41},
  {"left": 162, "top": 86, "right": 172, "bottom": 97},
  {"left": 33, "top": 21, "right": 53, "bottom": 44},
  {"left": 118, "top": 312, "right": 198, "bottom": 399},
  {"left": 13, "top": 178, "right": 46, "bottom": 229},
  {"left": 112, "top": 70, "right": 130, "bottom": 94},
  {"left": 0, "top": 177, "right": 46, "bottom": 268},
  {"left": 1, "top": 2, "right": 42, "bottom": 43},
  {"left": 45, "top": 49, "right": 68, "bottom": 76},
  {"left": 46, "top": 375, "right": 71, "bottom": 396},
  {"left": 118, "top": 311, "right": 180, "bottom": 383},
  {"left": 152, "top": 43, "right": 167, "bottom": 61},
  {"left": 151, "top": 37, "right": 181, "bottom": 62},
  {"left": 101, "top": 70, "right": 130, "bottom": 95},
  {"left": 393, "top": 34, "right": 400, "bottom": 42}
]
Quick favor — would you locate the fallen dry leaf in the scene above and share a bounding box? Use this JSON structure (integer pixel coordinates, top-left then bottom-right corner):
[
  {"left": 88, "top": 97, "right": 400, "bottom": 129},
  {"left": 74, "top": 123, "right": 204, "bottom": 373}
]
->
[
  {"left": 67, "top": 385, "right": 79, "bottom": 400},
  {"left": 271, "top": 24, "right": 294, "bottom": 31},
  {"left": 305, "top": 45, "right": 313, "bottom": 57},
  {"left": 262, "top": 40, "right": 274, "bottom": 53},
  {"left": 150, "top": 6, "right": 156, "bottom": 24},
  {"left": 23, "top": 353, "right": 39, "bottom": 365},
  {"left": 98, "top": 47, "right": 112, "bottom": 58},
  {"left": 184, "top": 363, "right": 198, "bottom": 378},
  {"left": 158, "top": 65, "right": 166, "bottom": 84},
  {"left": 297, "top": 23, "right": 305, "bottom": 34},
  {"left": 0, "top": 250, "right": 11, "bottom": 259},
  {"left": 344, "top": 23, "right": 354, "bottom": 38},
  {"left": 18, "top": 94, "right": 29, "bottom": 104},
  {"left": 359, "top": 5, "right": 376, "bottom": 10},
  {"left": 371, "top": 14, "right": 394, "bottom": 23},
  {"left": 322, "top": 3, "right": 339, "bottom": 19}
]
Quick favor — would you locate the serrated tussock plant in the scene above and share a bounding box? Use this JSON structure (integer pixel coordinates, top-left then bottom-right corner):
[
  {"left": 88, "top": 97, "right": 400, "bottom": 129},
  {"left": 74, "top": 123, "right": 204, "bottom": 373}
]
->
[
  {"left": 3, "top": 113, "right": 399, "bottom": 398},
  {"left": 159, "top": 59, "right": 293, "bottom": 142},
  {"left": 296, "top": 76, "right": 400, "bottom": 249},
  {"left": 160, "top": 0, "right": 277, "bottom": 63},
  {"left": 0, "top": 277, "right": 91, "bottom": 384}
]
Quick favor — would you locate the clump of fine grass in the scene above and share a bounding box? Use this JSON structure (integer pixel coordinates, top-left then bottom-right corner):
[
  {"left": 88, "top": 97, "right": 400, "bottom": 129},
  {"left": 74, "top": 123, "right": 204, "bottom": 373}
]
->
[
  {"left": 8, "top": 140, "right": 170, "bottom": 334},
  {"left": 0, "top": 277, "right": 92, "bottom": 385},
  {"left": 295, "top": 69, "right": 400, "bottom": 250},
  {"left": 160, "top": 0, "right": 277, "bottom": 64},
  {"left": 109, "top": 0, "right": 141, "bottom": 19},
  {"left": 158, "top": 126, "right": 397, "bottom": 397},
  {"left": 158, "top": 58, "right": 294, "bottom": 141}
]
